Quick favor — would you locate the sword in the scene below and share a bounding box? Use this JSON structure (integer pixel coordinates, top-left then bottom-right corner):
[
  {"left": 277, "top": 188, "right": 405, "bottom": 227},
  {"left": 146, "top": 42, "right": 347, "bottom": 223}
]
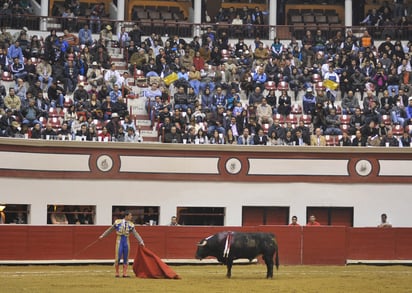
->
[{"left": 73, "top": 238, "right": 100, "bottom": 258}]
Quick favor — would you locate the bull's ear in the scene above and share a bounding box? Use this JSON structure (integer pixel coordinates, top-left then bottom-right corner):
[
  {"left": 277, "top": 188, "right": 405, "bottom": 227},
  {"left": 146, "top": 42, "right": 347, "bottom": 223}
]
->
[{"left": 197, "top": 240, "right": 207, "bottom": 246}]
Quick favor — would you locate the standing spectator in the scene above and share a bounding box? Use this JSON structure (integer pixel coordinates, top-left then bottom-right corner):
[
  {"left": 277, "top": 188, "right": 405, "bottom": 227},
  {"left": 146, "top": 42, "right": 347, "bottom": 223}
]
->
[
  {"left": 62, "top": 8, "right": 76, "bottom": 32},
  {"left": 100, "top": 25, "right": 113, "bottom": 48},
  {"left": 251, "top": 6, "right": 264, "bottom": 37},
  {"left": 64, "top": 60, "right": 79, "bottom": 94},
  {"left": 89, "top": 3, "right": 105, "bottom": 34},
  {"left": 128, "top": 24, "right": 143, "bottom": 47},
  {"left": 117, "top": 26, "right": 130, "bottom": 49}
]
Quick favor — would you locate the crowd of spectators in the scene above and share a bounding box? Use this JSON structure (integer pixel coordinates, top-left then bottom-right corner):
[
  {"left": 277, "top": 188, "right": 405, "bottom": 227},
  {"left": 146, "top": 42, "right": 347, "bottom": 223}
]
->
[
  {"left": 48, "top": 205, "right": 94, "bottom": 225},
  {"left": 0, "top": 0, "right": 34, "bottom": 29},
  {"left": 0, "top": 3, "right": 411, "bottom": 146}
]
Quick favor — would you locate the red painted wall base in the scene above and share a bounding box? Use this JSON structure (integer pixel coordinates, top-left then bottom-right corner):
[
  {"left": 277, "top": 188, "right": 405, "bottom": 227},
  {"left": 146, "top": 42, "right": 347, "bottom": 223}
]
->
[{"left": 1, "top": 226, "right": 411, "bottom": 265}]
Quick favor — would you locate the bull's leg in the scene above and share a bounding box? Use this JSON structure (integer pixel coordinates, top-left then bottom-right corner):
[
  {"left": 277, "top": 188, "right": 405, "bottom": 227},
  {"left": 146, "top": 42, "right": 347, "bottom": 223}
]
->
[
  {"left": 226, "top": 259, "right": 233, "bottom": 278},
  {"left": 263, "top": 254, "right": 274, "bottom": 278}
]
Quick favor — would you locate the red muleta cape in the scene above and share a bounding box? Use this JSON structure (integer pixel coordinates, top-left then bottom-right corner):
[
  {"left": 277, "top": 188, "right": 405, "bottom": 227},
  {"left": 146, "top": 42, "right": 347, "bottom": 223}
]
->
[{"left": 133, "top": 245, "right": 181, "bottom": 279}]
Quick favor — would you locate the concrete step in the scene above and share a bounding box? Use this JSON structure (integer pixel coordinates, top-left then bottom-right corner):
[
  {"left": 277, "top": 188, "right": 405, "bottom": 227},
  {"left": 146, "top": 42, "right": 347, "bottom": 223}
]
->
[
  {"left": 127, "top": 96, "right": 148, "bottom": 116},
  {"left": 143, "top": 136, "right": 160, "bottom": 142},
  {"left": 141, "top": 129, "right": 159, "bottom": 138},
  {"left": 136, "top": 119, "right": 151, "bottom": 127}
]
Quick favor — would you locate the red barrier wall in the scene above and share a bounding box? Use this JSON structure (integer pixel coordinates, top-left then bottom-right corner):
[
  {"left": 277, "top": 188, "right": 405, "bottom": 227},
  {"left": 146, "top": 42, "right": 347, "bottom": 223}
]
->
[{"left": 1, "top": 226, "right": 412, "bottom": 264}]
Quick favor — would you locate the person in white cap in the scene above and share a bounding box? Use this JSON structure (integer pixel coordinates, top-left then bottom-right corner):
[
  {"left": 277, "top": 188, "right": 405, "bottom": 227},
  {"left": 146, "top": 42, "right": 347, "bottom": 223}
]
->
[
  {"left": 87, "top": 61, "right": 103, "bottom": 86},
  {"left": 302, "top": 87, "right": 316, "bottom": 115},
  {"left": 100, "top": 24, "right": 113, "bottom": 48}
]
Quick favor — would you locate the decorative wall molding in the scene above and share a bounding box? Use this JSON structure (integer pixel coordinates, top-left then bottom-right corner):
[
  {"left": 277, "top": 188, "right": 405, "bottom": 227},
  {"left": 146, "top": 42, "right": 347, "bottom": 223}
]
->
[{"left": 0, "top": 139, "right": 412, "bottom": 183}]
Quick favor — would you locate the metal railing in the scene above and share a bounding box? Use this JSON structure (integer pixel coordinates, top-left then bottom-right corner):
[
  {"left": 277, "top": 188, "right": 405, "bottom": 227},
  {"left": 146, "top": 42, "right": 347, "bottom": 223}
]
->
[{"left": 1, "top": 14, "right": 411, "bottom": 42}]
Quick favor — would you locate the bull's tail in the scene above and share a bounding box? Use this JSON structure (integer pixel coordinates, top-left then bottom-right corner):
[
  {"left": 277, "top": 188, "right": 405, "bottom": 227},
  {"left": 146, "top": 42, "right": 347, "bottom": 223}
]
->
[{"left": 274, "top": 240, "right": 279, "bottom": 270}]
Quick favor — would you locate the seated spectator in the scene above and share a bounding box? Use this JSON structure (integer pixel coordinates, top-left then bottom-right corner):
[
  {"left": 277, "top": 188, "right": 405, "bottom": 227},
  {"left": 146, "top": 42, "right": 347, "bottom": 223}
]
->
[
  {"left": 169, "top": 216, "right": 180, "bottom": 226},
  {"left": 302, "top": 88, "right": 316, "bottom": 115},
  {"left": 12, "top": 211, "right": 27, "bottom": 224},
  {"left": 400, "top": 132, "right": 411, "bottom": 147},
  {"left": 10, "top": 57, "right": 27, "bottom": 82},
  {"left": 307, "top": 215, "right": 320, "bottom": 226},
  {"left": 310, "top": 128, "right": 326, "bottom": 146},
  {"left": 5, "top": 120, "right": 21, "bottom": 137},
  {"left": 380, "top": 129, "right": 399, "bottom": 147},
  {"left": 237, "top": 128, "right": 254, "bottom": 145},
  {"left": 209, "top": 129, "right": 225, "bottom": 144},
  {"left": 289, "top": 216, "right": 300, "bottom": 226},
  {"left": 98, "top": 126, "right": 111, "bottom": 141},
  {"left": 378, "top": 213, "right": 392, "bottom": 228},
  {"left": 73, "top": 82, "right": 88, "bottom": 105},
  {"left": 50, "top": 206, "right": 69, "bottom": 224},
  {"left": 293, "top": 129, "right": 309, "bottom": 146},
  {"left": 7, "top": 40, "right": 24, "bottom": 64},
  {"left": 164, "top": 126, "right": 182, "bottom": 143},
  {"left": 173, "top": 85, "right": 189, "bottom": 112},
  {"left": 339, "top": 131, "right": 352, "bottom": 146},
  {"left": 277, "top": 90, "right": 292, "bottom": 117},
  {"left": 124, "top": 127, "right": 143, "bottom": 143},
  {"left": 248, "top": 86, "right": 264, "bottom": 107},
  {"left": 253, "top": 41, "right": 269, "bottom": 66},
  {"left": 35, "top": 56, "right": 53, "bottom": 91},
  {"left": 30, "top": 123, "right": 42, "bottom": 139},
  {"left": 256, "top": 98, "right": 273, "bottom": 127},
  {"left": 252, "top": 66, "right": 267, "bottom": 92},
  {"left": 324, "top": 108, "right": 342, "bottom": 135},
  {"left": 341, "top": 91, "right": 360, "bottom": 115},
  {"left": 21, "top": 99, "right": 41, "bottom": 127}
]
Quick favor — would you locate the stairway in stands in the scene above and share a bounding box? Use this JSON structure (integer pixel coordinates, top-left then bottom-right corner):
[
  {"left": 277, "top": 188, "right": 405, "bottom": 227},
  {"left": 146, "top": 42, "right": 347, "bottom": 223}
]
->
[{"left": 109, "top": 47, "right": 159, "bottom": 142}]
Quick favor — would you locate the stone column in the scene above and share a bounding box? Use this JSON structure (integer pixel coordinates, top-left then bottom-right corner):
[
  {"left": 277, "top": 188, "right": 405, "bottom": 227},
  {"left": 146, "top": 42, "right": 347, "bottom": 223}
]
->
[
  {"left": 345, "top": 0, "right": 353, "bottom": 28},
  {"left": 269, "top": 0, "right": 277, "bottom": 40}
]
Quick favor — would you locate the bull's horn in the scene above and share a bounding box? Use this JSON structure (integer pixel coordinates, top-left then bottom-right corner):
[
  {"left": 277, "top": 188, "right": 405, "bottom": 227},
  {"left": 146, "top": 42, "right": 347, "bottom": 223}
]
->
[{"left": 197, "top": 240, "right": 207, "bottom": 246}]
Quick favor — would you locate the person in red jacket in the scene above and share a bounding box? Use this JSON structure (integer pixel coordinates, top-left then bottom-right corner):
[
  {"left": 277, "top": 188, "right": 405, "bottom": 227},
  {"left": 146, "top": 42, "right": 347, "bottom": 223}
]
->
[
  {"left": 289, "top": 215, "right": 300, "bottom": 226},
  {"left": 307, "top": 214, "right": 321, "bottom": 226}
]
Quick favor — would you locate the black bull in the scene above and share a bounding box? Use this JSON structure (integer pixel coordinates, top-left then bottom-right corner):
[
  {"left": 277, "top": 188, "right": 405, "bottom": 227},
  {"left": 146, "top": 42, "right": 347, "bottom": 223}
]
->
[{"left": 195, "top": 232, "right": 279, "bottom": 278}]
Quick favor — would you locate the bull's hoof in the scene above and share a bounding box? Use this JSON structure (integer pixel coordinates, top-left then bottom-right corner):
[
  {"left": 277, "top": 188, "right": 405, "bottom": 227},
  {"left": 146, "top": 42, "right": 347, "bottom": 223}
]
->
[{"left": 226, "top": 274, "right": 231, "bottom": 279}]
